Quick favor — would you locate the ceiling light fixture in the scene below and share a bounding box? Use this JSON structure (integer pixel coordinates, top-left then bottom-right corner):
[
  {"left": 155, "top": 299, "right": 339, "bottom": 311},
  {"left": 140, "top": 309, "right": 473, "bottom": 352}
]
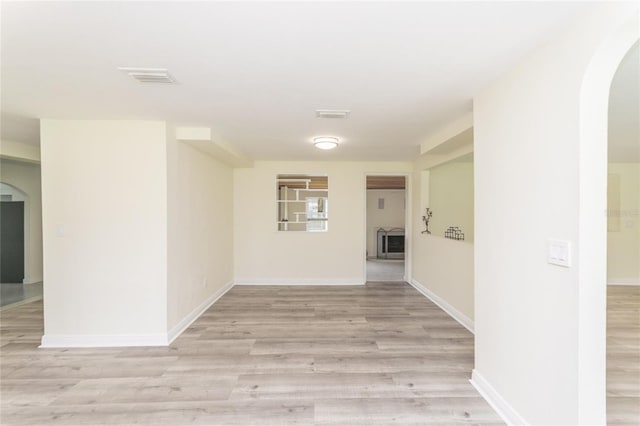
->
[{"left": 313, "top": 136, "right": 339, "bottom": 150}]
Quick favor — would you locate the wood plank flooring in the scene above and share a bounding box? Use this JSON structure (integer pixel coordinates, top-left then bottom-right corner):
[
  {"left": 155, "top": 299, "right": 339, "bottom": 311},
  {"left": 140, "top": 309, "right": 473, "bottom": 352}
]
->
[
  {"left": 0, "top": 282, "right": 502, "bottom": 425},
  {"left": 607, "top": 285, "right": 640, "bottom": 425}
]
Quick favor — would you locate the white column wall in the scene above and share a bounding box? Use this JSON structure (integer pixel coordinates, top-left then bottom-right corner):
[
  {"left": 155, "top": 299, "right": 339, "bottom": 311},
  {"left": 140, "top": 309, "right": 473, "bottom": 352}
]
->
[
  {"left": 40, "top": 120, "right": 168, "bottom": 345},
  {"left": 473, "top": 4, "right": 638, "bottom": 424}
]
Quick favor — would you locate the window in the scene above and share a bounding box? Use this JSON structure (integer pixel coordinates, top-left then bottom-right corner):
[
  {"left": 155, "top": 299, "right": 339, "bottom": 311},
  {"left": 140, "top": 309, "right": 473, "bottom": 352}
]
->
[
  {"left": 277, "top": 175, "right": 328, "bottom": 232},
  {"left": 305, "top": 197, "right": 328, "bottom": 232}
]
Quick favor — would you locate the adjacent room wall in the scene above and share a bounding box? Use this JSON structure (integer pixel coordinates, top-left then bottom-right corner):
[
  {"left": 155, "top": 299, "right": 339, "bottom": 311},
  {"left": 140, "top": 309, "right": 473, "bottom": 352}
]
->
[
  {"left": 607, "top": 163, "right": 640, "bottom": 284},
  {"left": 0, "top": 140, "right": 41, "bottom": 163},
  {"left": 366, "top": 189, "right": 405, "bottom": 258},
  {"left": 0, "top": 159, "right": 43, "bottom": 283},
  {"left": 473, "top": 4, "right": 637, "bottom": 424},
  {"left": 166, "top": 127, "right": 234, "bottom": 336},
  {"left": 428, "top": 160, "right": 474, "bottom": 242},
  {"left": 410, "top": 169, "right": 474, "bottom": 331},
  {"left": 40, "top": 120, "right": 168, "bottom": 344},
  {"left": 234, "top": 161, "right": 412, "bottom": 284}
]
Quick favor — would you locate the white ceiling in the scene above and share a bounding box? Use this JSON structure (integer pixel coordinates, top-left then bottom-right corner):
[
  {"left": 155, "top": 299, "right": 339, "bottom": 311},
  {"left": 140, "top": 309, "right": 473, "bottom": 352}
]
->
[{"left": 0, "top": 1, "right": 625, "bottom": 161}]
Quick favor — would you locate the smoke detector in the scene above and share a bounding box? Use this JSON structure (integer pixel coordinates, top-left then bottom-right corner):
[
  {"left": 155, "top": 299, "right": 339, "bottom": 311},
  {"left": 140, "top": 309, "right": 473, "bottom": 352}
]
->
[
  {"left": 118, "top": 67, "right": 177, "bottom": 84},
  {"left": 315, "top": 109, "right": 350, "bottom": 119}
]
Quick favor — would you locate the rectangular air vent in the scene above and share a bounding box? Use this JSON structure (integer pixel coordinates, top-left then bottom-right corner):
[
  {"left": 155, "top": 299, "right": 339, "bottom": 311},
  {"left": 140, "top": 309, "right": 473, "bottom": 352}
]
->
[
  {"left": 118, "top": 67, "right": 177, "bottom": 84},
  {"left": 315, "top": 109, "right": 350, "bottom": 119}
]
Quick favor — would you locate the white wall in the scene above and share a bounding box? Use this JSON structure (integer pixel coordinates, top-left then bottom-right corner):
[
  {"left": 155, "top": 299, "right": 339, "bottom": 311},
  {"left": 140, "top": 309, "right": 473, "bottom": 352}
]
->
[
  {"left": 428, "top": 160, "right": 474, "bottom": 242},
  {"left": 473, "top": 4, "right": 637, "bottom": 424},
  {"left": 40, "top": 120, "right": 168, "bottom": 343},
  {"left": 234, "top": 161, "right": 412, "bottom": 284},
  {"left": 166, "top": 127, "right": 234, "bottom": 333},
  {"left": 366, "top": 189, "right": 405, "bottom": 257},
  {"left": 0, "top": 159, "right": 43, "bottom": 283},
  {"left": 608, "top": 163, "right": 640, "bottom": 284},
  {"left": 411, "top": 170, "right": 474, "bottom": 328},
  {"left": 0, "top": 139, "right": 40, "bottom": 163}
]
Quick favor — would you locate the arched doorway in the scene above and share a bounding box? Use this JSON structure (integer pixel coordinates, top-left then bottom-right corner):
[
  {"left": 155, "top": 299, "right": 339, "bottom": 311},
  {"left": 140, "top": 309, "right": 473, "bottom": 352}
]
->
[
  {"left": 577, "top": 14, "right": 639, "bottom": 424},
  {"left": 606, "top": 40, "right": 639, "bottom": 423}
]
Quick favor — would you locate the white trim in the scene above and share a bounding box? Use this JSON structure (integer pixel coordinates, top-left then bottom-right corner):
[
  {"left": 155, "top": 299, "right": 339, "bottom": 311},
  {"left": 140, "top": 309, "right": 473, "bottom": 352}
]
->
[
  {"left": 607, "top": 280, "right": 640, "bottom": 286},
  {"left": 40, "top": 333, "right": 169, "bottom": 348},
  {"left": 40, "top": 280, "right": 235, "bottom": 348},
  {"left": 409, "top": 278, "right": 474, "bottom": 334},
  {"left": 167, "top": 280, "right": 234, "bottom": 344},
  {"left": 234, "top": 278, "right": 364, "bottom": 286},
  {"left": 470, "top": 369, "right": 528, "bottom": 426},
  {"left": 363, "top": 172, "right": 411, "bottom": 285}
]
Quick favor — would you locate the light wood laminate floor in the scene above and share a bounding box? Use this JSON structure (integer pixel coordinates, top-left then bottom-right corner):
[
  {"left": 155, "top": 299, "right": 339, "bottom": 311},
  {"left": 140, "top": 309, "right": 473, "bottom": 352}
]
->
[
  {"left": 1, "top": 282, "right": 503, "bottom": 425},
  {"left": 607, "top": 285, "right": 640, "bottom": 425}
]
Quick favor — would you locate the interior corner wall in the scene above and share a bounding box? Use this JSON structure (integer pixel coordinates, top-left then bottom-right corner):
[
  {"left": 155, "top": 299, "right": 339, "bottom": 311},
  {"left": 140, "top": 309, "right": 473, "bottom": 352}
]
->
[
  {"left": 366, "top": 189, "right": 405, "bottom": 258},
  {"left": 166, "top": 128, "right": 234, "bottom": 333},
  {"left": 40, "top": 120, "right": 168, "bottom": 342},
  {"left": 607, "top": 162, "right": 640, "bottom": 284},
  {"left": 233, "top": 161, "right": 412, "bottom": 285},
  {"left": 473, "top": 4, "right": 636, "bottom": 424},
  {"left": 0, "top": 159, "right": 43, "bottom": 283}
]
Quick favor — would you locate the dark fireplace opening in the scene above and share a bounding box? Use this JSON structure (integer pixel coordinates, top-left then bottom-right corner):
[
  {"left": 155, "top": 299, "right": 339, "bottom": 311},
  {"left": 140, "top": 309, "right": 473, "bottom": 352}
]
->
[
  {"left": 383, "top": 235, "right": 405, "bottom": 253},
  {"left": 376, "top": 229, "right": 405, "bottom": 259}
]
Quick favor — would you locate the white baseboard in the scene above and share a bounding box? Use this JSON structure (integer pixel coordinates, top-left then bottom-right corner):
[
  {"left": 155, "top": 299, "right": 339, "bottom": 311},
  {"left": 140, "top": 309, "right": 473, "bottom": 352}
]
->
[
  {"left": 40, "top": 333, "right": 169, "bottom": 348},
  {"left": 40, "top": 280, "right": 234, "bottom": 348},
  {"left": 607, "top": 280, "right": 640, "bottom": 286},
  {"left": 167, "top": 280, "right": 234, "bottom": 344},
  {"left": 234, "top": 278, "right": 365, "bottom": 286},
  {"left": 470, "top": 369, "right": 528, "bottom": 426},
  {"left": 409, "top": 278, "right": 474, "bottom": 334}
]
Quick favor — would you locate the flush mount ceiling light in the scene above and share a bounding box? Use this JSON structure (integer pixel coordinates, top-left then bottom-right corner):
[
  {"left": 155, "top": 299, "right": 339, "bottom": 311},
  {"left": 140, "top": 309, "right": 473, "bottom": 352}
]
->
[{"left": 313, "top": 136, "right": 339, "bottom": 150}]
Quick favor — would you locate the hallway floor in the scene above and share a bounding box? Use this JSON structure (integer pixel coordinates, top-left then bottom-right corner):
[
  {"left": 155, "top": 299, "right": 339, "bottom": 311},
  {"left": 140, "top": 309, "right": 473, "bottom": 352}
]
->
[
  {"left": 0, "top": 282, "right": 43, "bottom": 309},
  {"left": 2, "top": 283, "right": 636, "bottom": 424},
  {"left": 0, "top": 282, "right": 502, "bottom": 425},
  {"left": 607, "top": 285, "right": 640, "bottom": 424},
  {"left": 366, "top": 259, "right": 405, "bottom": 282}
]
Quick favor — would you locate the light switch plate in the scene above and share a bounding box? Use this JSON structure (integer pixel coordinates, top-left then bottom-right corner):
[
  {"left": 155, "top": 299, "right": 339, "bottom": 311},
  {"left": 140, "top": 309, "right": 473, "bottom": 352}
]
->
[{"left": 548, "top": 239, "right": 571, "bottom": 267}]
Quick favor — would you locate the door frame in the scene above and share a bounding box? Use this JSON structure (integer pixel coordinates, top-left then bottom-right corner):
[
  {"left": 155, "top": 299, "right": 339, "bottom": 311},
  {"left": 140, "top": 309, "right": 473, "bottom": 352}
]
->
[{"left": 363, "top": 173, "right": 412, "bottom": 283}]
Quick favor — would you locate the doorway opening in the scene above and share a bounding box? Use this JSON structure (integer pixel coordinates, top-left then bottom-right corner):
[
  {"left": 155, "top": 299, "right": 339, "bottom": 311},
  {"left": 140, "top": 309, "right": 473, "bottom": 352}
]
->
[
  {"left": 0, "top": 181, "right": 43, "bottom": 309},
  {"left": 606, "top": 40, "right": 639, "bottom": 423},
  {"left": 366, "top": 175, "right": 406, "bottom": 282},
  {"left": 1, "top": 182, "right": 26, "bottom": 284}
]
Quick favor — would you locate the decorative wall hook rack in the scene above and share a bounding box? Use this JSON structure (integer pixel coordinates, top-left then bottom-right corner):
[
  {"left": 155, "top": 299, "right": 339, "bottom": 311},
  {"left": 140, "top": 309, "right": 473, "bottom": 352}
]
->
[
  {"left": 444, "top": 226, "right": 465, "bottom": 241},
  {"left": 421, "top": 208, "right": 433, "bottom": 234}
]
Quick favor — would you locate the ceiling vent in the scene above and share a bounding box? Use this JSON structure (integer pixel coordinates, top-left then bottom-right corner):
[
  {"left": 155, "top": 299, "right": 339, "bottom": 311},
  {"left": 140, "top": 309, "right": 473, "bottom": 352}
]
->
[
  {"left": 118, "top": 67, "right": 177, "bottom": 84},
  {"left": 315, "top": 109, "right": 350, "bottom": 119}
]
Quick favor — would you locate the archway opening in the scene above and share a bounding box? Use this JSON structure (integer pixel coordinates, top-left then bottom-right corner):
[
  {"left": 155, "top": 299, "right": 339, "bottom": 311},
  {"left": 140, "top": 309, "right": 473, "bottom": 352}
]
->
[
  {"left": 606, "top": 40, "right": 639, "bottom": 423},
  {"left": 577, "top": 14, "right": 639, "bottom": 424}
]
